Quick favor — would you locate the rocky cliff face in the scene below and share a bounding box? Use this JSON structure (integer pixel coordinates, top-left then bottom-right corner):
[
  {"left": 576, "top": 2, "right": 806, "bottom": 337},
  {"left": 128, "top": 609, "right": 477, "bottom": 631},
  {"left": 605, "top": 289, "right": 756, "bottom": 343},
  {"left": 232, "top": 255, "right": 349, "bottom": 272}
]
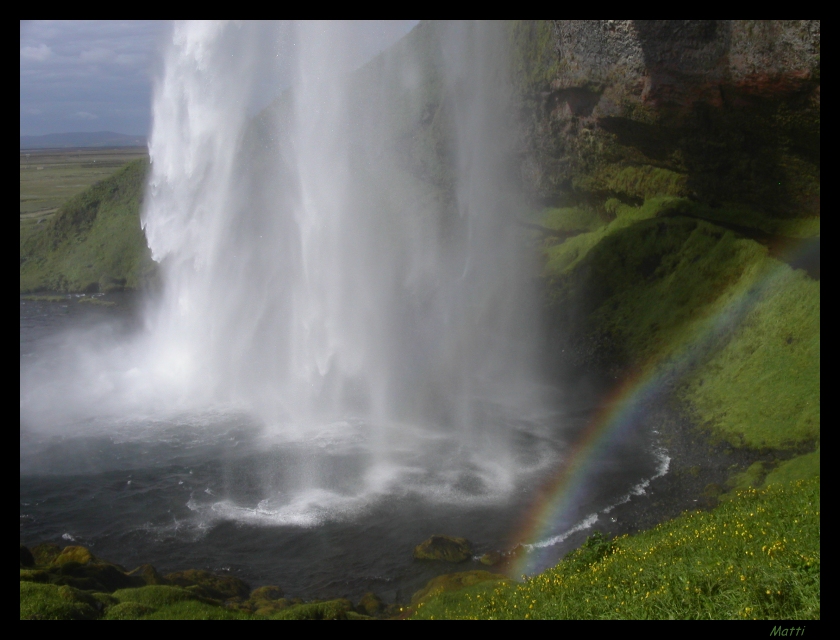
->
[
  {"left": 515, "top": 20, "right": 820, "bottom": 220},
  {"left": 507, "top": 22, "right": 820, "bottom": 454}
]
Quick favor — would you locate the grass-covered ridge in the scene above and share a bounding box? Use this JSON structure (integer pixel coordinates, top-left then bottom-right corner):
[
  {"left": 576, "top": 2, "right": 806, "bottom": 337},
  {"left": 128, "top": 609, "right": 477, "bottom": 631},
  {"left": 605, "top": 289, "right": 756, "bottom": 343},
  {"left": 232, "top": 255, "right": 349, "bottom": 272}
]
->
[
  {"left": 409, "top": 477, "right": 820, "bottom": 620},
  {"left": 540, "top": 195, "right": 819, "bottom": 451},
  {"left": 20, "top": 159, "right": 156, "bottom": 293}
]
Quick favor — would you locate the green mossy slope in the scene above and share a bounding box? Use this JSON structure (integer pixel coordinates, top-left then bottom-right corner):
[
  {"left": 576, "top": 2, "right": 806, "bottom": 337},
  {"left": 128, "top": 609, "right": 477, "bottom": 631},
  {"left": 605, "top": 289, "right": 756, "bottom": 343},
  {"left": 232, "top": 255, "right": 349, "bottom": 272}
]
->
[
  {"left": 541, "top": 197, "right": 819, "bottom": 454},
  {"left": 20, "top": 159, "right": 156, "bottom": 293},
  {"left": 410, "top": 477, "right": 820, "bottom": 620}
]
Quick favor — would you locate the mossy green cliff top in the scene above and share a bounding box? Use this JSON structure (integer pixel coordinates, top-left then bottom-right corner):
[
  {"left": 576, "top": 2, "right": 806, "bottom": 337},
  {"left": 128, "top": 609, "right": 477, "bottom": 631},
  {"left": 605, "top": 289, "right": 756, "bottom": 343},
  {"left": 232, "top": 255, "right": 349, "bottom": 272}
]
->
[{"left": 20, "top": 159, "right": 156, "bottom": 294}]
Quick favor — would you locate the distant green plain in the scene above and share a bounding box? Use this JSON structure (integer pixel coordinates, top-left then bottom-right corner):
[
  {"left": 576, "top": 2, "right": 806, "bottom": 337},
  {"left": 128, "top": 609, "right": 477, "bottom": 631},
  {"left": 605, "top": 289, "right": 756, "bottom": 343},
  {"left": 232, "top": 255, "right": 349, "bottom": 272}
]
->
[{"left": 20, "top": 147, "right": 148, "bottom": 221}]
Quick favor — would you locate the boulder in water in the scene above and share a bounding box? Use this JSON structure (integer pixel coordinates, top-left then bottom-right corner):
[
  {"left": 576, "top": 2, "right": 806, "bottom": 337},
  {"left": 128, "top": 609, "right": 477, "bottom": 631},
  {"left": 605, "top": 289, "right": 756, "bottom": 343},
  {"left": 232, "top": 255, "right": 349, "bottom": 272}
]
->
[
  {"left": 357, "top": 591, "right": 384, "bottom": 616},
  {"left": 128, "top": 563, "right": 168, "bottom": 585},
  {"left": 250, "top": 585, "right": 284, "bottom": 601},
  {"left": 247, "top": 585, "right": 287, "bottom": 614},
  {"left": 413, "top": 535, "right": 472, "bottom": 562},
  {"left": 479, "top": 550, "right": 502, "bottom": 566},
  {"left": 52, "top": 545, "right": 95, "bottom": 566},
  {"left": 268, "top": 598, "right": 357, "bottom": 620}
]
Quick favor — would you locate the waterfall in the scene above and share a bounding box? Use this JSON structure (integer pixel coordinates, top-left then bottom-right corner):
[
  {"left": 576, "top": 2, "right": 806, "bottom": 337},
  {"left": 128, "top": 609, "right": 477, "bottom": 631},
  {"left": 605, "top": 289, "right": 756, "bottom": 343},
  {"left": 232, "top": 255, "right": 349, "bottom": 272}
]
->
[
  {"left": 143, "top": 21, "right": 541, "bottom": 441},
  {"left": 21, "top": 21, "right": 554, "bottom": 513}
]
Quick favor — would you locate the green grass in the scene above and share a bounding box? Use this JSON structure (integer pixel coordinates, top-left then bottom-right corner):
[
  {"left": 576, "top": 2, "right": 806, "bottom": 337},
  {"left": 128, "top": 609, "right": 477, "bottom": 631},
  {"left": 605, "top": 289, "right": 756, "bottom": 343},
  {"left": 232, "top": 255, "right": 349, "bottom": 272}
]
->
[
  {"left": 542, "top": 196, "right": 689, "bottom": 276},
  {"left": 681, "top": 264, "right": 820, "bottom": 449},
  {"left": 106, "top": 585, "right": 254, "bottom": 619},
  {"left": 539, "top": 206, "right": 605, "bottom": 233},
  {"left": 542, "top": 196, "right": 819, "bottom": 453},
  {"left": 764, "top": 450, "right": 820, "bottom": 486},
  {"left": 20, "top": 159, "right": 156, "bottom": 293},
  {"left": 267, "top": 600, "right": 359, "bottom": 620},
  {"left": 20, "top": 582, "right": 100, "bottom": 620},
  {"left": 580, "top": 164, "right": 690, "bottom": 201},
  {"left": 20, "top": 147, "right": 148, "bottom": 218},
  {"left": 410, "top": 477, "right": 820, "bottom": 620},
  {"left": 141, "top": 601, "right": 256, "bottom": 620}
]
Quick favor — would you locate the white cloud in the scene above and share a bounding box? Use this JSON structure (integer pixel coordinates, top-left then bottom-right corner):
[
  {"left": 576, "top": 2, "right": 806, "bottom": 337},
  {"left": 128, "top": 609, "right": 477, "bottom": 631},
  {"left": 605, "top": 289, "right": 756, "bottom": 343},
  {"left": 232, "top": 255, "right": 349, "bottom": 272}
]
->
[
  {"left": 115, "top": 53, "right": 145, "bottom": 65},
  {"left": 74, "top": 111, "right": 99, "bottom": 120},
  {"left": 20, "top": 43, "right": 52, "bottom": 61},
  {"left": 80, "top": 48, "right": 114, "bottom": 63}
]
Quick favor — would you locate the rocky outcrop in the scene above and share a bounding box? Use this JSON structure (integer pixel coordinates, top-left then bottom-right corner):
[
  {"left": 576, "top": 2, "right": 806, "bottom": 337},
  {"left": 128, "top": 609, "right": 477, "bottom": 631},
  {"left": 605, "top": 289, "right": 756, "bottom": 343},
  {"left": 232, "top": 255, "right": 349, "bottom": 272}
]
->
[
  {"left": 413, "top": 535, "right": 473, "bottom": 563},
  {"left": 164, "top": 569, "right": 251, "bottom": 600},
  {"left": 514, "top": 21, "right": 820, "bottom": 219}
]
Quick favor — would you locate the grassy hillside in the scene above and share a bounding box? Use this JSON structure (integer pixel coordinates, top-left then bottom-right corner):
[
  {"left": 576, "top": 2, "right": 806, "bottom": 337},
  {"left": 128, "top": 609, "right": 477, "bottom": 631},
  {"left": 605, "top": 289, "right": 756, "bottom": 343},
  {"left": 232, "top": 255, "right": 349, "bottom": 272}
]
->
[
  {"left": 20, "top": 159, "right": 156, "bottom": 293},
  {"left": 539, "top": 198, "right": 820, "bottom": 451},
  {"left": 20, "top": 147, "right": 148, "bottom": 219},
  {"left": 409, "top": 477, "right": 819, "bottom": 620}
]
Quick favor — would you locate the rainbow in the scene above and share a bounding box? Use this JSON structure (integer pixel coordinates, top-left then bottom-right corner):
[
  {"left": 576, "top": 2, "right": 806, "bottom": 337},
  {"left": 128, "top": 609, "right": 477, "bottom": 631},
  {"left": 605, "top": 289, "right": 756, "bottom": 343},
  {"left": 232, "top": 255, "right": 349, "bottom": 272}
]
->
[{"left": 510, "top": 234, "right": 819, "bottom": 577}]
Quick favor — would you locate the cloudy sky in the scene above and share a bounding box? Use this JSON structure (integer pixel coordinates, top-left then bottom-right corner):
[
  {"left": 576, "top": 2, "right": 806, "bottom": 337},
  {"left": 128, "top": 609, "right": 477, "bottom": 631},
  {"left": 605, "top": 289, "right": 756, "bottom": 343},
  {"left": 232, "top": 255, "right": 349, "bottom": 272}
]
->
[{"left": 20, "top": 20, "right": 417, "bottom": 137}]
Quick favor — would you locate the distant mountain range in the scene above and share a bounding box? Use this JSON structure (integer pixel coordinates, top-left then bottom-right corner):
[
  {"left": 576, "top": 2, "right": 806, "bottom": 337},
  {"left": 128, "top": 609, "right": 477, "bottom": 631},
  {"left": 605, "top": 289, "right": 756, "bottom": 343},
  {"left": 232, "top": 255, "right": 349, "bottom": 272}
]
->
[{"left": 20, "top": 131, "right": 147, "bottom": 149}]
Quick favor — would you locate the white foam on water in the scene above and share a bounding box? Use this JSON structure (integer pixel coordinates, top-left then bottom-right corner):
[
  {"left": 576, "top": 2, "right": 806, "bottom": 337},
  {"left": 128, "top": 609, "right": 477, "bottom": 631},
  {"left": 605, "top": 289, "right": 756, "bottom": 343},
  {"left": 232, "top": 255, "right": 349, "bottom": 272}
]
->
[
  {"left": 528, "top": 447, "right": 672, "bottom": 549},
  {"left": 526, "top": 513, "right": 600, "bottom": 551}
]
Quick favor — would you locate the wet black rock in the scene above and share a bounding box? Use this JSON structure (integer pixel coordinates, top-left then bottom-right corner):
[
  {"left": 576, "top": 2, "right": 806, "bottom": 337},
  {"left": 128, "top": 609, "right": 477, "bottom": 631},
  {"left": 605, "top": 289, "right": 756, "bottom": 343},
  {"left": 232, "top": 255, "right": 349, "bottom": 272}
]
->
[{"left": 413, "top": 535, "right": 473, "bottom": 562}]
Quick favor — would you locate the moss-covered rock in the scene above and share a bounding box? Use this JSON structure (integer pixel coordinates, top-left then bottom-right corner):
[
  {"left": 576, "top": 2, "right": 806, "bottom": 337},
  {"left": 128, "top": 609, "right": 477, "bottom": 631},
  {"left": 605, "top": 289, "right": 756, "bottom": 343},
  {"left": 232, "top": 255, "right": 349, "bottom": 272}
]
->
[
  {"left": 164, "top": 569, "right": 251, "bottom": 600},
  {"left": 128, "top": 563, "right": 168, "bottom": 585},
  {"left": 268, "top": 598, "right": 356, "bottom": 620},
  {"left": 52, "top": 545, "right": 96, "bottom": 566},
  {"left": 142, "top": 601, "right": 255, "bottom": 620},
  {"left": 250, "top": 584, "right": 284, "bottom": 601},
  {"left": 252, "top": 598, "right": 290, "bottom": 616},
  {"left": 102, "top": 601, "right": 157, "bottom": 620},
  {"left": 245, "top": 584, "right": 287, "bottom": 614},
  {"left": 479, "top": 551, "right": 503, "bottom": 566},
  {"left": 19, "top": 569, "right": 49, "bottom": 583},
  {"left": 413, "top": 535, "right": 473, "bottom": 562},
  {"left": 33, "top": 546, "right": 141, "bottom": 592},
  {"left": 20, "top": 545, "right": 35, "bottom": 568},
  {"left": 49, "top": 560, "right": 142, "bottom": 592},
  {"left": 112, "top": 584, "right": 204, "bottom": 607},
  {"left": 30, "top": 543, "right": 60, "bottom": 565},
  {"left": 92, "top": 592, "right": 120, "bottom": 608},
  {"left": 19, "top": 582, "right": 100, "bottom": 620},
  {"left": 357, "top": 591, "right": 385, "bottom": 616}
]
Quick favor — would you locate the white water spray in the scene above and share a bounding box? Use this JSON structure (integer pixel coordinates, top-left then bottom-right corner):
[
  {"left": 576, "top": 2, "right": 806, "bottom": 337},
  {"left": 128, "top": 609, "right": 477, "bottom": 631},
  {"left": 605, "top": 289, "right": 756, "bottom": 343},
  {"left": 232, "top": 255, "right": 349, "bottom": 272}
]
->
[
  {"left": 22, "top": 21, "right": 557, "bottom": 517},
  {"left": 144, "top": 21, "right": 541, "bottom": 436}
]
